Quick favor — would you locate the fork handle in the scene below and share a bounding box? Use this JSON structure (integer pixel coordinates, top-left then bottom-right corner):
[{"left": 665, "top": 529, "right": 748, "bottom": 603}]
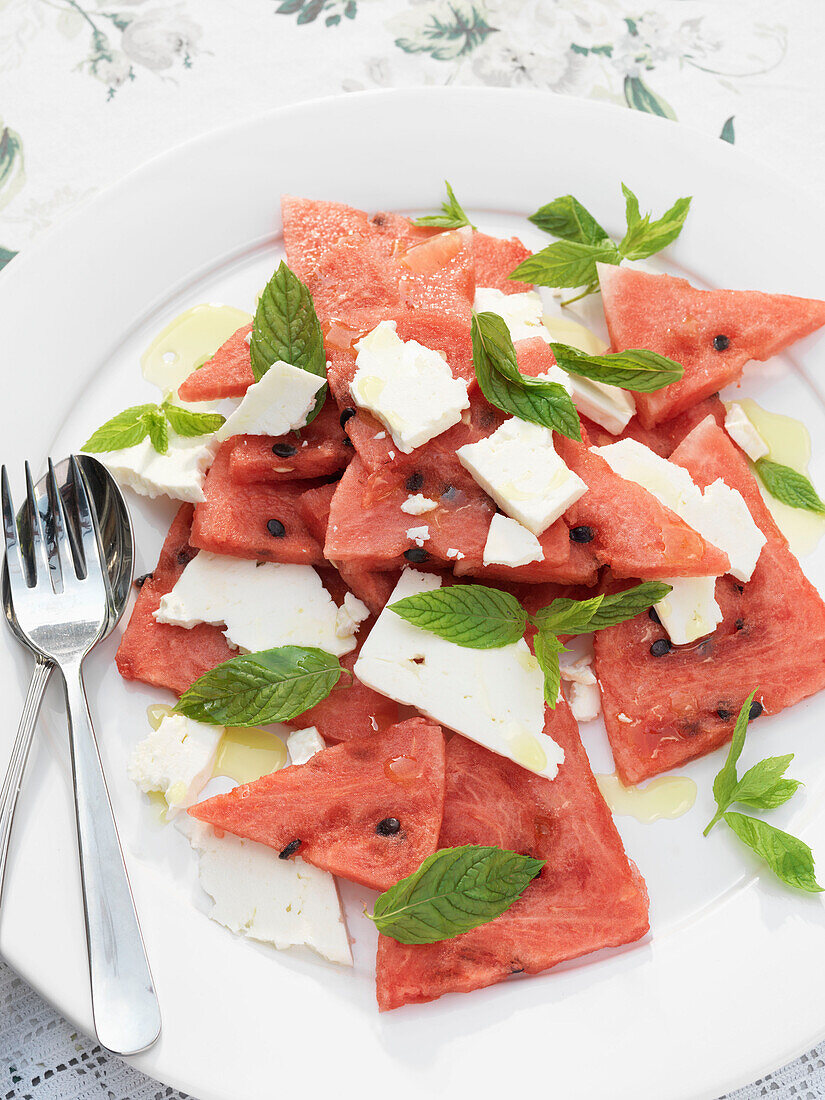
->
[
  {"left": 61, "top": 659, "right": 161, "bottom": 1056},
  {"left": 0, "top": 655, "right": 53, "bottom": 909}
]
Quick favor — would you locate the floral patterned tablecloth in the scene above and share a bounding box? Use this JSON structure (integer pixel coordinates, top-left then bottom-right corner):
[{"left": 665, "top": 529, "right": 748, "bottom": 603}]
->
[{"left": 1, "top": 1, "right": 825, "bottom": 1097}]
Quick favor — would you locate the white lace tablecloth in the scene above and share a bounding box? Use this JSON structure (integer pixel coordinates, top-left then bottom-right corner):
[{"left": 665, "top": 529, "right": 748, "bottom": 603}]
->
[{"left": 2, "top": 1, "right": 825, "bottom": 1096}]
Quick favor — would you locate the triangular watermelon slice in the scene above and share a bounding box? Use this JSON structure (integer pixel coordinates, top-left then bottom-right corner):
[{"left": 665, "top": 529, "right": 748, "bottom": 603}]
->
[
  {"left": 116, "top": 505, "right": 234, "bottom": 695},
  {"left": 191, "top": 443, "right": 325, "bottom": 566},
  {"left": 290, "top": 644, "right": 399, "bottom": 743},
  {"left": 599, "top": 265, "right": 825, "bottom": 427},
  {"left": 375, "top": 704, "right": 649, "bottom": 1010},
  {"left": 472, "top": 232, "right": 532, "bottom": 294},
  {"left": 282, "top": 195, "right": 378, "bottom": 278},
  {"left": 595, "top": 415, "right": 825, "bottom": 783},
  {"left": 581, "top": 395, "right": 725, "bottom": 457},
  {"left": 189, "top": 717, "right": 446, "bottom": 891},
  {"left": 178, "top": 323, "right": 254, "bottom": 403},
  {"left": 225, "top": 398, "right": 352, "bottom": 483}
]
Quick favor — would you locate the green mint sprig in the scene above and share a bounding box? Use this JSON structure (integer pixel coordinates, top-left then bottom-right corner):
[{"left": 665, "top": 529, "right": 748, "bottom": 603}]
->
[
  {"left": 390, "top": 581, "right": 670, "bottom": 708},
  {"left": 550, "top": 343, "right": 683, "bottom": 394},
  {"left": 413, "top": 180, "right": 476, "bottom": 231},
  {"left": 512, "top": 183, "right": 692, "bottom": 305},
  {"left": 251, "top": 261, "right": 327, "bottom": 423},
  {"left": 704, "top": 692, "right": 821, "bottom": 893},
  {"left": 368, "top": 844, "right": 543, "bottom": 945},
  {"left": 82, "top": 401, "right": 225, "bottom": 455},
  {"left": 174, "top": 646, "right": 342, "bottom": 727},
  {"left": 755, "top": 458, "right": 825, "bottom": 516}
]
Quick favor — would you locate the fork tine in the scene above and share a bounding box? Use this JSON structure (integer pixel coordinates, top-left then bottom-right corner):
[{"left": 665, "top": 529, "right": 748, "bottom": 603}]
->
[
  {"left": 1, "top": 466, "right": 27, "bottom": 593},
  {"left": 44, "top": 458, "right": 71, "bottom": 590},
  {"left": 69, "top": 455, "right": 108, "bottom": 585},
  {"left": 24, "top": 462, "right": 50, "bottom": 587}
]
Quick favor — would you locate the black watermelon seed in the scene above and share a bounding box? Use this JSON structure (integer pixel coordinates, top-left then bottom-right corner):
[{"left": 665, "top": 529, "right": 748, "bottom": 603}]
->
[
  {"left": 404, "top": 547, "right": 429, "bottom": 563},
  {"left": 648, "top": 607, "right": 661, "bottom": 625},
  {"left": 134, "top": 572, "right": 153, "bottom": 589},
  {"left": 713, "top": 334, "right": 730, "bottom": 351},
  {"left": 340, "top": 407, "right": 356, "bottom": 429},
  {"left": 569, "top": 525, "right": 595, "bottom": 544},
  {"left": 736, "top": 583, "right": 745, "bottom": 594},
  {"left": 343, "top": 437, "right": 354, "bottom": 448},
  {"left": 279, "top": 839, "right": 302, "bottom": 860},
  {"left": 267, "top": 518, "right": 286, "bottom": 538},
  {"left": 376, "top": 817, "right": 401, "bottom": 836},
  {"left": 272, "top": 442, "right": 297, "bottom": 458},
  {"left": 176, "top": 546, "right": 197, "bottom": 567},
  {"left": 734, "top": 618, "right": 745, "bottom": 631},
  {"left": 749, "top": 700, "right": 764, "bottom": 720},
  {"left": 717, "top": 707, "right": 734, "bottom": 721},
  {"left": 405, "top": 471, "right": 424, "bottom": 493},
  {"left": 371, "top": 213, "right": 386, "bottom": 226},
  {"left": 649, "top": 639, "right": 671, "bottom": 657}
]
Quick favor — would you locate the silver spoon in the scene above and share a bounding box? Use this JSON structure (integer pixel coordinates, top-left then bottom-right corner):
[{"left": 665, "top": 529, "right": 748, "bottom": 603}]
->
[{"left": 0, "top": 455, "right": 133, "bottom": 908}]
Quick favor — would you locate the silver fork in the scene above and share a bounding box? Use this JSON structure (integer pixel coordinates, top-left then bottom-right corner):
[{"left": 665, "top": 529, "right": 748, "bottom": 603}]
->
[{"left": 1, "top": 456, "right": 161, "bottom": 1056}]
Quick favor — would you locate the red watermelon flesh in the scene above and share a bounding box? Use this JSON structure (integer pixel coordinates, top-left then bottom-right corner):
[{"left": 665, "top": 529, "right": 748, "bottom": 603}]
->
[
  {"left": 290, "top": 643, "right": 399, "bottom": 743},
  {"left": 178, "top": 323, "right": 254, "bottom": 403},
  {"left": 581, "top": 395, "right": 726, "bottom": 457},
  {"left": 473, "top": 232, "right": 533, "bottom": 294},
  {"left": 189, "top": 717, "right": 446, "bottom": 892},
  {"left": 116, "top": 506, "right": 233, "bottom": 695},
  {"left": 375, "top": 706, "right": 649, "bottom": 1010},
  {"left": 225, "top": 399, "right": 351, "bottom": 483},
  {"left": 282, "top": 195, "right": 377, "bottom": 278},
  {"left": 595, "top": 415, "right": 825, "bottom": 784},
  {"left": 452, "top": 539, "right": 599, "bottom": 586},
  {"left": 191, "top": 443, "right": 325, "bottom": 566},
  {"left": 555, "top": 435, "right": 730, "bottom": 580},
  {"left": 599, "top": 265, "right": 825, "bottom": 428}
]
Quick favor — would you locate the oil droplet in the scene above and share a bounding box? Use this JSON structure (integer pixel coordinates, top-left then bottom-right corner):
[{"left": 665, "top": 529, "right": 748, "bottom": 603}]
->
[
  {"left": 737, "top": 399, "right": 825, "bottom": 557},
  {"left": 146, "top": 702, "right": 174, "bottom": 730},
  {"left": 509, "top": 732, "right": 548, "bottom": 774},
  {"left": 542, "top": 316, "right": 607, "bottom": 356},
  {"left": 141, "top": 304, "right": 252, "bottom": 398},
  {"left": 145, "top": 789, "right": 170, "bottom": 823},
  {"left": 596, "top": 773, "right": 697, "bottom": 823},
  {"left": 385, "top": 755, "right": 422, "bottom": 782},
  {"left": 214, "top": 726, "right": 288, "bottom": 785}
]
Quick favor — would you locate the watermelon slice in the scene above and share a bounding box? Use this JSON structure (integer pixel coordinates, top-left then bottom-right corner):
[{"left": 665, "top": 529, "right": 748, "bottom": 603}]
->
[
  {"left": 189, "top": 717, "right": 446, "bottom": 891},
  {"left": 191, "top": 443, "right": 325, "bottom": 566},
  {"left": 581, "top": 395, "right": 726, "bottom": 457},
  {"left": 375, "top": 704, "right": 649, "bottom": 1010},
  {"left": 290, "top": 644, "right": 399, "bottom": 743},
  {"left": 282, "top": 195, "right": 377, "bottom": 278},
  {"left": 595, "top": 415, "right": 825, "bottom": 783},
  {"left": 555, "top": 435, "right": 730, "bottom": 580},
  {"left": 178, "top": 323, "right": 254, "bottom": 403},
  {"left": 599, "top": 265, "right": 825, "bottom": 427},
  {"left": 225, "top": 399, "right": 351, "bottom": 483},
  {"left": 472, "top": 232, "right": 532, "bottom": 294},
  {"left": 116, "top": 505, "right": 234, "bottom": 695}
]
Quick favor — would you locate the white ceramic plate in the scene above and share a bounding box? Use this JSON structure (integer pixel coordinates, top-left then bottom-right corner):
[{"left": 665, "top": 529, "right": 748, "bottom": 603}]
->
[{"left": 2, "top": 89, "right": 825, "bottom": 1100}]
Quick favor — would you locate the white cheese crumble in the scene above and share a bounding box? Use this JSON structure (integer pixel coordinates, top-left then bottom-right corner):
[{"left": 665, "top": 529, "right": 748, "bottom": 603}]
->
[
  {"left": 406, "top": 526, "right": 430, "bottom": 547},
  {"left": 354, "top": 569, "right": 564, "bottom": 778},
  {"left": 653, "top": 576, "right": 723, "bottom": 646},
  {"left": 400, "top": 494, "right": 438, "bottom": 515},
  {"left": 334, "top": 593, "right": 370, "bottom": 639},
  {"left": 128, "top": 713, "right": 223, "bottom": 814},
  {"left": 483, "top": 513, "right": 543, "bottom": 567},
  {"left": 457, "top": 417, "right": 587, "bottom": 536},
  {"left": 351, "top": 320, "right": 470, "bottom": 452},
  {"left": 154, "top": 552, "right": 357, "bottom": 656},
  {"left": 446, "top": 548, "right": 465, "bottom": 560},
  {"left": 98, "top": 432, "right": 217, "bottom": 504},
  {"left": 215, "top": 360, "right": 325, "bottom": 441},
  {"left": 473, "top": 287, "right": 548, "bottom": 341},
  {"left": 724, "top": 403, "right": 769, "bottom": 462},
  {"left": 286, "top": 726, "right": 326, "bottom": 765}
]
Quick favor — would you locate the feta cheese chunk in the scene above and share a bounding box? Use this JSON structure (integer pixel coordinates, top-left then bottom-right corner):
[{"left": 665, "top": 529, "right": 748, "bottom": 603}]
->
[
  {"left": 473, "top": 288, "right": 548, "bottom": 341},
  {"left": 654, "top": 576, "right": 723, "bottom": 645},
  {"left": 400, "top": 494, "right": 438, "bottom": 515},
  {"left": 483, "top": 513, "right": 543, "bottom": 567},
  {"left": 594, "top": 439, "right": 698, "bottom": 514},
  {"left": 286, "top": 726, "right": 326, "bottom": 766},
  {"left": 215, "top": 360, "right": 325, "bottom": 441},
  {"left": 457, "top": 418, "right": 587, "bottom": 536},
  {"left": 446, "top": 548, "right": 465, "bottom": 560},
  {"left": 334, "top": 593, "right": 370, "bottom": 639},
  {"left": 406, "top": 526, "right": 430, "bottom": 547},
  {"left": 351, "top": 320, "right": 470, "bottom": 452},
  {"left": 155, "top": 552, "right": 357, "bottom": 656},
  {"left": 354, "top": 570, "right": 564, "bottom": 778},
  {"left": 98, "top": 432, "right": 217, "bottom": 504},
  {"left": 542, "top": 364, "right": 636, "bottom": 436},
  {"left": 128, "top": 713, "right": 223, "bottom": 814},
  {"left": 559, "top": 640, "right": 601, "bottom": 722},
  {"left": 724, "top": 403, "right": 769, "bottom": 461}
]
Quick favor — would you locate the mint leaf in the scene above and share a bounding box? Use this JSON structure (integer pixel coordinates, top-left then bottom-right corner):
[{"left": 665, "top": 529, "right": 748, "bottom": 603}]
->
[
  {"left": 755, "top": 458, "right": 825, "bottom": 515},
  {"left": 528, "top": 195, "right": 609, "bottom": 245},
  {"left": 533, "top": 628, "right": 565, "bottom": 708},
  {"left": 586, "top": 581, "right": 673, "bottom": 630},
  {"left": 472, "top": 312, "right": 581, "bottom": 440},
  {"left": 706, "top": 690, "right": 757, "bottom": 834},
  {"left": 533, "top": 594, "right": 605, "bottom": 636},
  {"left": 81, "top": 404, "right": 158, "bottom": 453},
  {"left": 251, "top": 262, "right": 327, "bottom": 422},
  {"left": 509, "top": 238, "right": 620, "bottom": 291},
  {"left": 413, "top": 180, "right": 475, "bottom": 230},
  {"left": 174, "top": 646, "right": 342, "bottom": 726},
  {"left": 389, "top": 585, "right": 527, "bottom": 649},
  {"left": 550, "top": 344, "right": 683, "bottom": 393},
  {"left": 619, "top": 184, "right": 691, "bottom": 261},
  {"left": 369, "top": 844, "right": 544, "bottom": 944},
  {"left": 724, "top": 812, "right": 823, "bottom": 893},
  {"left": 163, "top": 402, "right": 225, "bottom": 438},
  {"left": 145, "top": 408, "right": 169, "bottom": 455},
  {"left": 732, "top": 754, "right": 796, "bottom": 808}
]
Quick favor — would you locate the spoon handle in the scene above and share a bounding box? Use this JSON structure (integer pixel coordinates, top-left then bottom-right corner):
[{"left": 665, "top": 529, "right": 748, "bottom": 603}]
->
[{"left": 0, "top": 655, "right": 52, "bottom": 908}]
